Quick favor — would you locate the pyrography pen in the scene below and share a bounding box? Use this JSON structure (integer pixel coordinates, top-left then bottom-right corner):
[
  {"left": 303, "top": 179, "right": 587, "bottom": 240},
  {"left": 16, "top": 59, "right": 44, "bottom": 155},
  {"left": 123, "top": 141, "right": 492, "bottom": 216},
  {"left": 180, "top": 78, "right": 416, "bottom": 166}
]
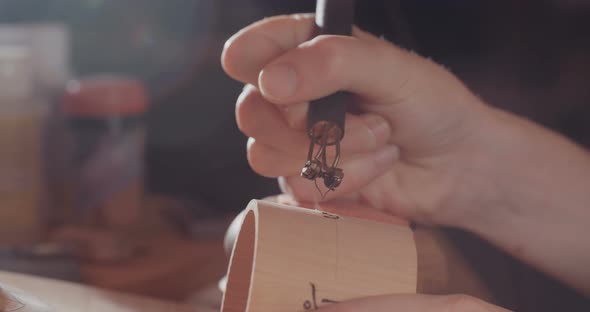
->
[{"left": 300, "top": 0, "right": 355, "bottom": 199}]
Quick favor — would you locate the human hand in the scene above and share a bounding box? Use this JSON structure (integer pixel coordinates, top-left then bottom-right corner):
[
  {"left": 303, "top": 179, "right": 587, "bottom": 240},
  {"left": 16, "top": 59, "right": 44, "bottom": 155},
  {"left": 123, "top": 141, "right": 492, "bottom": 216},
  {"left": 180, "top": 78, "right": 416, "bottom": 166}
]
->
[
  {"left": 317, "top": 294, "right": 511, "bottom": 312},
  {"left": 222, "top": 14, "right": 505, "bottom": 227},
  {"left": 223, "top": 11, "right": 590, "bottom": 296}
]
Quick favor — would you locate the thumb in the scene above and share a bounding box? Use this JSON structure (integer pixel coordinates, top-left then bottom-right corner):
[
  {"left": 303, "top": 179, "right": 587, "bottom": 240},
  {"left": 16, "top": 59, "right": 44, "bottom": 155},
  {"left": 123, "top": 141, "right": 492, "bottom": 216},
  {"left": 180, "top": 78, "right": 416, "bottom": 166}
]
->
[
  {"left": 317, "top": 294, "right": 512, "bottom": 312},
  {"left": 257, "top": 30, "right": 458, "bottom": 106}
]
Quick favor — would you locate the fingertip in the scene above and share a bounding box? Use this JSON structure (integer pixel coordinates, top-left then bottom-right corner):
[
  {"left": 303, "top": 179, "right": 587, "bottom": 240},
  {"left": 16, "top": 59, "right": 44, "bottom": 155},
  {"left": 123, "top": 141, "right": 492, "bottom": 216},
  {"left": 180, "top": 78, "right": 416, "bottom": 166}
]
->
[
  {"left": 220, "top": 32, "right": 241, "bottom": 79},
  {"left": 247, "top": 140, "right": 304, "bottom": 178},
  {"left": 277, "top": 176, "right": 291, "bottom": 195},
  {"left": 245, "top": 138, "right": 269, "bottom": 178},
  {"left": 222, "top": 30, "right": 271, "bottom": 85},
  {"left": 246, "top": 138, "right": 265, "bottom": 177},
  {"left": 279, "top": 175, "right": 320, "bottom": 203},
  {"left": 222, "top": 14, "right": 318, "bottom": 86},
  {"left": 235, "top": 85, "right": 260, "bottom": 136}
]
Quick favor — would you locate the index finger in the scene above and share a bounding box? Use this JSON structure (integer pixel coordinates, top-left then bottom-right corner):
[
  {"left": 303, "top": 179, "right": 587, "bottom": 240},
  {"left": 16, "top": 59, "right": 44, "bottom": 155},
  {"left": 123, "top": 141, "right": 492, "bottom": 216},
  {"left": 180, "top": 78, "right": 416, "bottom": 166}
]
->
[
  {"left": 222, "top": 14, "right": 377, "bottom": 86},
  {"left": 221, "top": 14, "right": 317, "bottom": 86}
]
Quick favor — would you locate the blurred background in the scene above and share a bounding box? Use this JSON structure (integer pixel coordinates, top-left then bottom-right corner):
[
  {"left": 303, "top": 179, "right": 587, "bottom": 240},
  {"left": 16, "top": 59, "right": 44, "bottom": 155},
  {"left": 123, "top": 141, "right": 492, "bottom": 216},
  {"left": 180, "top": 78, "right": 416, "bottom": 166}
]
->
[{"left": 0, "top": 0, "right": 589, "bottom": 310}]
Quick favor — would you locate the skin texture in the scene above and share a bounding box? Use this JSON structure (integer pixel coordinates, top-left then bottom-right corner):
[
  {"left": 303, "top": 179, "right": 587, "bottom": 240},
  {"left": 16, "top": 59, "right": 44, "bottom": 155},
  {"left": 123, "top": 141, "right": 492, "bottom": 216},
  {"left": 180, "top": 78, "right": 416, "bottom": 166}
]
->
[{"left": 222, "top": 14, "right": 590, "bottom": 310}]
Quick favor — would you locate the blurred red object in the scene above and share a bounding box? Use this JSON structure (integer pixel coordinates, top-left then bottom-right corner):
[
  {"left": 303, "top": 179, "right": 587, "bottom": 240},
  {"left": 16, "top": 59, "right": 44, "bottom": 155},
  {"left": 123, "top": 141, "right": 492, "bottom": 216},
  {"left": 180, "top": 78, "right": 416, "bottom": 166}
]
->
[{"left": 63, "top": 76, "right": 148, "bottom": 117}]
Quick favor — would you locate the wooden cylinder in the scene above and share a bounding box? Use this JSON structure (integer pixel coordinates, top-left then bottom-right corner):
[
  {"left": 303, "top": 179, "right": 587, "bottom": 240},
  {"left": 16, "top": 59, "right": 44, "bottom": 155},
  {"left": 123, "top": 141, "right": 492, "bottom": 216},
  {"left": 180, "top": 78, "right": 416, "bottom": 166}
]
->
[{"left": 221, "top": 200, "right": 418, "bottom": 312}]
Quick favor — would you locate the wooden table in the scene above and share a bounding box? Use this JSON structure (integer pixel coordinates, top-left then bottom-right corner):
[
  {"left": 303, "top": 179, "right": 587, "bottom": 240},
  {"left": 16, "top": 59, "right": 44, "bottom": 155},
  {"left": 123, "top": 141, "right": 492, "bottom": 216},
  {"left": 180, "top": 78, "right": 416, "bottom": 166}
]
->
[
  {"left": 0, "top": 270, "right": 217, "bottom": 312},
  {"left": 81, "top": 234, "right": 227, "bottom": 301},
  {"left": 54, "top": 195, "right": 230, "bottom": 301}
]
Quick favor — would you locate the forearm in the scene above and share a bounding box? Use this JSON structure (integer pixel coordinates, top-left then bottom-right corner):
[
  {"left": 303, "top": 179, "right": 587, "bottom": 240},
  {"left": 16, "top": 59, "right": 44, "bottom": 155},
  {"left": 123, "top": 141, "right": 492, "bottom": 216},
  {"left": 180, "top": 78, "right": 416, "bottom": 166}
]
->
[{"left": 462, "top": 109, "right": 590, "bottom": 295}]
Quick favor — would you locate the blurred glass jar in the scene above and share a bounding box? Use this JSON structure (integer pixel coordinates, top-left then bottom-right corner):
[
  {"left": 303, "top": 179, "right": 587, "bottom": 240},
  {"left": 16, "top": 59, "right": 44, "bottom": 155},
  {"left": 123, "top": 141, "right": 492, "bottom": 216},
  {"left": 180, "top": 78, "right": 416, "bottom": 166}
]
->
[
  {"left": 59, "top": 75, "right": 148, "bottom": 261},
  {"left": 0, "top": 45, "right": 46, "bottom": 245},
  {"left": 0, "top": 22, "right": 73, "bottom": 233}
]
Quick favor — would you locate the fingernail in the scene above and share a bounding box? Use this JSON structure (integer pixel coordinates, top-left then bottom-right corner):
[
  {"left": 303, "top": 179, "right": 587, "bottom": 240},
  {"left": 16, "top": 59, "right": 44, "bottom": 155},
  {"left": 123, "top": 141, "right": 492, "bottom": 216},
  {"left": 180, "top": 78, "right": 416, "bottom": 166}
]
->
[
  {"left": 259, "top": 63, "right": 298, "bottom": 99},
  {"left": 375, "top": 145, "right": 400, "bottom": 167},
  {"left": 364, "top": 115, "right": 391, "bottom": 145}
]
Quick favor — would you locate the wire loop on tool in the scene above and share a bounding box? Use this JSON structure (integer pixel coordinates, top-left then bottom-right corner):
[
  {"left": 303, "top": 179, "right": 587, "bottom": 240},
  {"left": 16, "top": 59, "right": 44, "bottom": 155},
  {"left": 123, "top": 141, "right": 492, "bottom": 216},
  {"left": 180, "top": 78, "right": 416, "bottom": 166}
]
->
[
  {"left": 302, "top": 0, "right": 354, "bottom": 199},
  {"left": 301, "top": 121, "right": 344, "bottom": 199}
]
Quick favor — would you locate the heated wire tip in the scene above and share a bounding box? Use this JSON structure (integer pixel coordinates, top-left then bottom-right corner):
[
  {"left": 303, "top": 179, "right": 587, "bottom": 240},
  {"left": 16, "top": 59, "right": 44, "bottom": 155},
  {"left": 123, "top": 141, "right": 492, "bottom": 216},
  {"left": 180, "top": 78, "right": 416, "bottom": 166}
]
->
[{"left": 301, "top": 121, "right": 344, "bottom": 199}]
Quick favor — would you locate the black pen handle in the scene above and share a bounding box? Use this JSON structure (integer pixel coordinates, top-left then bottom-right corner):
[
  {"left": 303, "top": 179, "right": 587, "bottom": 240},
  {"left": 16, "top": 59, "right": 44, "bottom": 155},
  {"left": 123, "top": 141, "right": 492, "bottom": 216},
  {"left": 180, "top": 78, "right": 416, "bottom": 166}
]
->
[{"left": 307, "top": 0, "right": 355, "bottom": 145}]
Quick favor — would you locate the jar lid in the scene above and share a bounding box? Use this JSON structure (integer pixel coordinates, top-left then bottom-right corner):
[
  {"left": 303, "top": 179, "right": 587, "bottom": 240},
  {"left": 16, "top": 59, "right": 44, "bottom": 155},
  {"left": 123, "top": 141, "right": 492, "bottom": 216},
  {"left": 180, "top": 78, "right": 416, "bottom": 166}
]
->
[{"left": 63, "top": 75, "right": 148, "bottom": 116}]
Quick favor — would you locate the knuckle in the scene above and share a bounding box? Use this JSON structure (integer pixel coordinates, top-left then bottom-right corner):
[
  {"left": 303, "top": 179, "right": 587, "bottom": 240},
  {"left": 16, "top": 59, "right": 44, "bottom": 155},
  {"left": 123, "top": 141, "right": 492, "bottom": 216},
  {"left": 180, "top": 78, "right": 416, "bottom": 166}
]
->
[
  {"left": 246, "top": 139, "right": 264, "bottom": 175},
  {"left": 442, "top": 295, "right": 489, "bottom": 312},
  {"left": 309, "top": 35, "right": 347, "bottom": 77}
]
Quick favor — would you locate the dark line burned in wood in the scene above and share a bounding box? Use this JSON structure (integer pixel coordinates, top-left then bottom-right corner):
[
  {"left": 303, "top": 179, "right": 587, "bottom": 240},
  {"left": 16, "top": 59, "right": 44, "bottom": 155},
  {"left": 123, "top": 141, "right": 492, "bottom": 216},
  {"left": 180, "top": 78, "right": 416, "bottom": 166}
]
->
[{"left": 303, "top": 283, "right": 339, "bottom": 310}]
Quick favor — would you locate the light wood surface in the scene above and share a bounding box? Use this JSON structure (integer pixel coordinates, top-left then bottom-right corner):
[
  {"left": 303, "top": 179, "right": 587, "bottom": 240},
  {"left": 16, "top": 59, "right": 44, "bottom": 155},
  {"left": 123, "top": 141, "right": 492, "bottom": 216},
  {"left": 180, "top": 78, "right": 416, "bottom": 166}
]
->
[
  {"left": 222, "top": 200, "right": 417, "bottom": 312},
  {"left": 0, "top": 270, "right": 205, "bottom": 312}
]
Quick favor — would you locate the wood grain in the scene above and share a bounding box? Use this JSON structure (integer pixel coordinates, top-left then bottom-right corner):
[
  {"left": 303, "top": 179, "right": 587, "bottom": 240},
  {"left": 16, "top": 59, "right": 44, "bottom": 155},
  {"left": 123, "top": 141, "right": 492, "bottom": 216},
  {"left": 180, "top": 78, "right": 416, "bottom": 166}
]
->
[{"left": 222, "top": 200, "right": 417, "bottom": 312}]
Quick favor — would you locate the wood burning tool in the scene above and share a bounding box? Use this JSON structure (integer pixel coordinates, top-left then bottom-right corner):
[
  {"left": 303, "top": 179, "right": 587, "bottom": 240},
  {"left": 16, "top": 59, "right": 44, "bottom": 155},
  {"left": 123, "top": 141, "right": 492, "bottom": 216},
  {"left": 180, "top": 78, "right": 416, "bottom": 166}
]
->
[{"left": 301, "top": 0, "right": 355, "bottom": 199}]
